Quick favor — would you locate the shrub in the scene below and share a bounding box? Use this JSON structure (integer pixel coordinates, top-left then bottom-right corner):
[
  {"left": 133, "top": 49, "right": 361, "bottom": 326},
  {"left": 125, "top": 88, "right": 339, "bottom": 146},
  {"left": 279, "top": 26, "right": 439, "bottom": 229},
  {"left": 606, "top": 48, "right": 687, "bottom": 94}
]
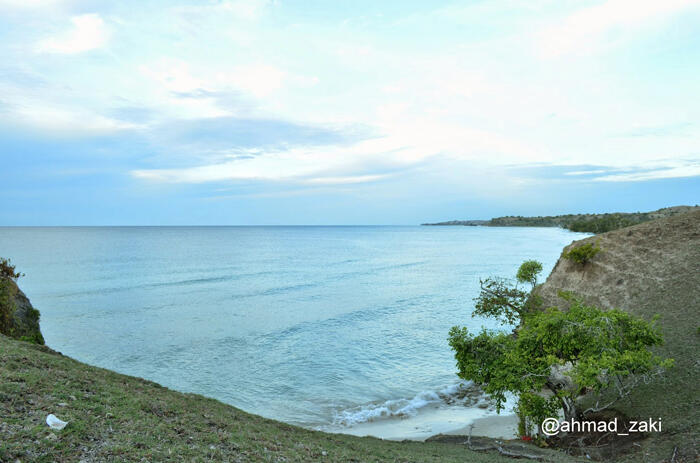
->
[
  {"left": 562, "top": 241, "right": 601, "bottom": 265},
  {"left": 0, "top": 258, "right": 23, "bottom": 280},
  {"left": 451, "top": 261, "right": 672, "bottom": 439},
  {"left": 449, "top": 299, "right": 672, "bottom": 435}
]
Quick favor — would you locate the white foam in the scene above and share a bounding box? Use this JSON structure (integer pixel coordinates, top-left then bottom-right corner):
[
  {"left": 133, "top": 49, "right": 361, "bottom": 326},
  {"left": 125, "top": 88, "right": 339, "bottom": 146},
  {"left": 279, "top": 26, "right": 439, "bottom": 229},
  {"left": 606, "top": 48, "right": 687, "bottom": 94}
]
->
[{"left": 331, "top": 381, "right": 487, "bottom": 427}]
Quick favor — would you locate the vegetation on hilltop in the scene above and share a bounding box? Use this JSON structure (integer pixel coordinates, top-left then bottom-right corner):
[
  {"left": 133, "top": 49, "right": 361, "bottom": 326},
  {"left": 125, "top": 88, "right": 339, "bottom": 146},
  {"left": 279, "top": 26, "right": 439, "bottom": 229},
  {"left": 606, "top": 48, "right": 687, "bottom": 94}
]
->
[
  {"left": 423, "top": 205, "right": 699, "bottom": 234},
  {"left": 562, "top": 241, "right": 601, "bottom": 265}
]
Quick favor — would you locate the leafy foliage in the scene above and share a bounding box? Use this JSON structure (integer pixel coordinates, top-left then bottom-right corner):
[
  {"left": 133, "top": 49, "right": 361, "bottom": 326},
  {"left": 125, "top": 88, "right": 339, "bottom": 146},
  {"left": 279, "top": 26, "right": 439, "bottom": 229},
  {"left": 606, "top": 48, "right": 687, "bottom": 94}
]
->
[
  {"left": 450, "top": 262, "right": 673, "bottom": 437},
  {"left": 562, "top": 241, "right": 601, "bottom": 265},
  {"left": 473, "top": 277, "right": 529, "bottom": 324},
  {"left": 450, "top": 301, "right": 671, "bottom": 427},
  {"left": 516, "top": 260, "right": 543, "bottom": 288},
  {"left": 473, "top": 261, "right": 543, "bottom": 325},
  {"left": 0, "top": 258, "right": 23, "bottom": 280}
]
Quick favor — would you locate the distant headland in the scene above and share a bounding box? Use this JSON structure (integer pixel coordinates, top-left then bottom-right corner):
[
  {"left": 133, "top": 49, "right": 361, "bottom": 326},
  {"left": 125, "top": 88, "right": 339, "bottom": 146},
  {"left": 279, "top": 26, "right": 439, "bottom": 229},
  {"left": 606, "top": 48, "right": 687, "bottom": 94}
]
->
[{"left": 422, "top": 205, "right": 698, "bottom": 233}]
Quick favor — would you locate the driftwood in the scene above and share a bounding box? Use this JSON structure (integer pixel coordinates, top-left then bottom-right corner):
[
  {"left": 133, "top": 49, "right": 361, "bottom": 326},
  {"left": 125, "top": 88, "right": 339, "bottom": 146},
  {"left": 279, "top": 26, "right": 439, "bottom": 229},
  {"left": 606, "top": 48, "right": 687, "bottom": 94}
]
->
[{"left": 426, "top": 434, "right": 554, "bottom": 461}]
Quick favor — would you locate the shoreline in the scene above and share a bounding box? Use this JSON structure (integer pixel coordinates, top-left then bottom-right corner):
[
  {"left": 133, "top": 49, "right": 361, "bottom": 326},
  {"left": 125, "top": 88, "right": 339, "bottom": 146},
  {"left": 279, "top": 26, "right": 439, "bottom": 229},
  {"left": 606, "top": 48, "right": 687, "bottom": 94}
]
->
[
  {"left": 322, "top": 405, "right": 519, "bottom": 442},
  {"left": 1, "top": 335, "right": 546, "bottom": 463}
]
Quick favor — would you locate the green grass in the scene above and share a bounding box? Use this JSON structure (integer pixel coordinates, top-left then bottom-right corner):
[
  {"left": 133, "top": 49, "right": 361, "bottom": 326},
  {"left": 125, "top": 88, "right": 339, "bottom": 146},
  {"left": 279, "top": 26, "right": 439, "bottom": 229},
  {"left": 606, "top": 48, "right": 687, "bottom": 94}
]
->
[
  {"left": 0, "top": 335, "right": 580, "bottom": 463},
  {"left": 607, "top": 268, "right": 700, "bottom": 463}
]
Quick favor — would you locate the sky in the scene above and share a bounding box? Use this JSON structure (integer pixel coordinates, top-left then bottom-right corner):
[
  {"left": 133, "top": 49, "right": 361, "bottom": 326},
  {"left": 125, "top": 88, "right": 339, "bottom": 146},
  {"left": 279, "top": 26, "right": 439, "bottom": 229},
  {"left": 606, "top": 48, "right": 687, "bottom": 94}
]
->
[{"left": 0, "top": 0, "right": 699, "bottom": 225}]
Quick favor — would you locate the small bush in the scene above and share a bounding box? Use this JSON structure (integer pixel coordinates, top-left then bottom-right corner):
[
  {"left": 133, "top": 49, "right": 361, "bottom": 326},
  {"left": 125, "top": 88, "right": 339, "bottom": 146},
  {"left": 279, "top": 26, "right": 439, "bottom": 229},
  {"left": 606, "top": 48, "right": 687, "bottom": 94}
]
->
[
  {"left": 563, "top": 241, "right": 601, "bottom": 265},
  {"left": 0, "top": 258, "right": 23, "bottom": 280}
]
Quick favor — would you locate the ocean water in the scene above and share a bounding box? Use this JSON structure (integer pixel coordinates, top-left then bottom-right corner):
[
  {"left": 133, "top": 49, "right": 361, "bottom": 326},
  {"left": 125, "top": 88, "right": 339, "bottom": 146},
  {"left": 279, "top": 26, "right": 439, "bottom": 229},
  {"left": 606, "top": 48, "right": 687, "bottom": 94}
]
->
[{"left": 0, "top": 226, "right": 585, "bottom": 435}]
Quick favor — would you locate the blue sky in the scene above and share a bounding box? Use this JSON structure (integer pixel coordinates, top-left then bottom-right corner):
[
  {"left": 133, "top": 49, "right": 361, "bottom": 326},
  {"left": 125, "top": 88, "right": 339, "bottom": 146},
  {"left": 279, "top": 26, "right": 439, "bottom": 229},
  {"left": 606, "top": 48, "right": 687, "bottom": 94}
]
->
[{"left": 0, "top": 0, "right": 698, "bottom": 225}]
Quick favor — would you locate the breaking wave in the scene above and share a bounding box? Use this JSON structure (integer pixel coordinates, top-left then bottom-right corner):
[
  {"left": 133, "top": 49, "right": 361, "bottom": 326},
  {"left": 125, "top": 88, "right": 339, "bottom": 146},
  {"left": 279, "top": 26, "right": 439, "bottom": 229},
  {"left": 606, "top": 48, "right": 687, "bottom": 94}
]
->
[{"left": 331, "top": 381, "right": 489, "bottom": 427}]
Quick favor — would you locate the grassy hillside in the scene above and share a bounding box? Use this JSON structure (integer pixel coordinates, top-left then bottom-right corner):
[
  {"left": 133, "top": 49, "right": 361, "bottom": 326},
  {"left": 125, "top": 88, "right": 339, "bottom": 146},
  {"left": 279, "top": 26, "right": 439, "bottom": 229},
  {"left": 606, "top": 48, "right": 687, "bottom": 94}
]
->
[
  {"left": 0, "top": 334, "right": 582, "bottom": 463},
  {"left": 535, "top": 209, "right": 700, "bottom": 462}
]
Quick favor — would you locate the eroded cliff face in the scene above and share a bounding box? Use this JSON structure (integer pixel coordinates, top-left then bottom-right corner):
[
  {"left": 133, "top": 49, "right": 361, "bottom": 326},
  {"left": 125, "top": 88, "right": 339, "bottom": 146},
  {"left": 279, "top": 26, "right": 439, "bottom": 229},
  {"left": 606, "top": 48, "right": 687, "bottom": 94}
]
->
[
  {"left": 534, "top": 209, "right": 700, "bottom": 460},
  {"left": 536, "top": 209, "right": 699, "bottom": 312},
  {"left": 0, "top": 279, "right": 44, "bottom": 344}
]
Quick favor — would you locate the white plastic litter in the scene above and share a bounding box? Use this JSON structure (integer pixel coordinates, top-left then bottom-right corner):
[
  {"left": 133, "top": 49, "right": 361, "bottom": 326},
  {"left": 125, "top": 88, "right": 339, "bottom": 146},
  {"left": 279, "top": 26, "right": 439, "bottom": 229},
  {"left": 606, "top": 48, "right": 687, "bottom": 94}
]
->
[{"left": 46, "top": 414, "right": 68, "bottom": 430}]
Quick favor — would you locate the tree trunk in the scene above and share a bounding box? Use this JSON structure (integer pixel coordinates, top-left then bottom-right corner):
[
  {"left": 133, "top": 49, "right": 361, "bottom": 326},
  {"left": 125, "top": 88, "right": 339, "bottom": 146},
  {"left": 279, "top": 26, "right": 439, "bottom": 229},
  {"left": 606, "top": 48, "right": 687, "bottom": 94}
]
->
[{"left": 561, "top": 397, "right": 577, "bottom": 422}]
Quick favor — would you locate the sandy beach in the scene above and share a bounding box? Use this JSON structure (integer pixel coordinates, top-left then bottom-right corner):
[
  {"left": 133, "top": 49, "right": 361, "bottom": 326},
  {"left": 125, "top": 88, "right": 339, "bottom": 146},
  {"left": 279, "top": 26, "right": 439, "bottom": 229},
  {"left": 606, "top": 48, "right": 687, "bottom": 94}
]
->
[{"left": 325, "top": 404, "right": 519, "bottom": 441}]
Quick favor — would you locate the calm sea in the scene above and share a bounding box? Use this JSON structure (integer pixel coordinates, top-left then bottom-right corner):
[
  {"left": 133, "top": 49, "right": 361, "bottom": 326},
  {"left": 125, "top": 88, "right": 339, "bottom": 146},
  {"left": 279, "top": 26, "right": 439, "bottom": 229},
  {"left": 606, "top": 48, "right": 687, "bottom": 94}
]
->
[{"left": 0, "top": 226, "right": 585, "bottom": 435}]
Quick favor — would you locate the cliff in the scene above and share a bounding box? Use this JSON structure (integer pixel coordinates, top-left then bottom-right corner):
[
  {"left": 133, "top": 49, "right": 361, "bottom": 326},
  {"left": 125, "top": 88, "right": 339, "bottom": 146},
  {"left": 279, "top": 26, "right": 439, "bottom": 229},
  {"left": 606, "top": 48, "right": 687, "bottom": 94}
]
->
[
  {"left": 0, "top": 277, "right": 44, "bottom": 345},
  {"left": 534, "top": 209, "right": 700, "bottom": 462}
]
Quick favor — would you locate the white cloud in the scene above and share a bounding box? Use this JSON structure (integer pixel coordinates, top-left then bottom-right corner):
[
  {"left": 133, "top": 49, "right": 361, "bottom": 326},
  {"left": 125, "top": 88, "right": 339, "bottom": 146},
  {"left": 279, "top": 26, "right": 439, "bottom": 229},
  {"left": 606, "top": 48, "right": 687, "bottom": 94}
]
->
[
  {"left": 129, "top": 119, "right": 545, "bottom": 186},
  {"left": 564, "top": 169, "right": 612, "bottom": 176},
  {"left": 219, "top": 0, "right": 273, "bottom": 20},
  {"left": 137, "top": 57, "right": 297, "bottom": 119},
  {"left": 303, "top": 174, "right": 389, "bottom": 185},
  {"left": 37, "top": 14, "right": 109, "bottom": 54},
  {"left": 139, "top": 59, "right": 288, "bottom": 99},
  {"left": 594, "top": 163, "right": 700, "bottom": 182},
  {"left": 537, "top": 0, "right": 700, "bottom": 57},
  {"left": 139, "top": 59, "right": 205, "bottom": 94},
  {"left": 216, "top": 64, "right": 287, "bottom": 98},
  {"left": 12, "top": 104, "right": 137, "bottom": 134},
  {"left": 0, "top": 0, "right": 63, "bottom": 8}
]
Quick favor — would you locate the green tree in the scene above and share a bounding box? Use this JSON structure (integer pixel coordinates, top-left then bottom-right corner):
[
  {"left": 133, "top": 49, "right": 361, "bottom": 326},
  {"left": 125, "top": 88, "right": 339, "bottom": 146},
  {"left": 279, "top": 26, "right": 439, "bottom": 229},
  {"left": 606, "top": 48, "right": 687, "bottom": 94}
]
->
[
  {"left": 450, "top": 264, "right": 673, "bottom": 437},
  {"left": 473, "top": 260, "right": 543, "bottom": 324},
  {"left": 516, "top": 260, "right": 543, "bottom": 288}
]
